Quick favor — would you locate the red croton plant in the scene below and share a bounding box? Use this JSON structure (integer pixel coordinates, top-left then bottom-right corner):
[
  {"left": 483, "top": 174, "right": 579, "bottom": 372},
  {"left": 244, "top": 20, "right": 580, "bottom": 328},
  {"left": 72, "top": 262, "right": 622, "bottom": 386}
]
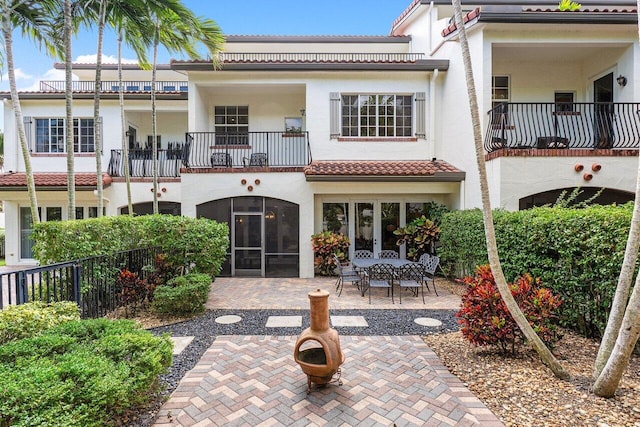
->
[{"left": 456, "top": 264, "right": 562, "bottom": 354}]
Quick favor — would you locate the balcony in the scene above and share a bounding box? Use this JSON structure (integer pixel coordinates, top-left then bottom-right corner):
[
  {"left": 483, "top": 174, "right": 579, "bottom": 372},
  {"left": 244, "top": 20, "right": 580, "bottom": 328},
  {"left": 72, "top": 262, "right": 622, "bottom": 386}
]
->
[
  {"left": 108, "top": 148, "right": 184, "bottom": 178},
  {"left": 183, "top": 131, "right": 311, "bottom": 169},
  {"left": 485, "top": 102, "right": 640, "bottom": 153},
  {"left": 217, "top": 52, "right": 426, "bottom": 62},
  {"left": 107, "top": 132, "right": 312, "bottom": 178},
  {"left": 39, "top": 80, "right": 188, "bottom": 92}
]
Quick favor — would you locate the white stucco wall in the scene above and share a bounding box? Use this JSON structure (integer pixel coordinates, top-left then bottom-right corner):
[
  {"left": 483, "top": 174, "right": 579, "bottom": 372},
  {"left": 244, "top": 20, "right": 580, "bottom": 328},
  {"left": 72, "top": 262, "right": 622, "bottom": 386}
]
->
[
  {"left": 493, "top": 155, "right": 639, "bottom": 210},
  {"left": 180, "top": 172, "right": 315, "bottom": 277}
]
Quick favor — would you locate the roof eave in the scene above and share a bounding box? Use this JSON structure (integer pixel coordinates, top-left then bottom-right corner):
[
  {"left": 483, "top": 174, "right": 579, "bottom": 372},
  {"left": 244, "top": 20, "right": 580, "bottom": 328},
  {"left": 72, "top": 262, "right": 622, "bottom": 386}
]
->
[
  {"left": 171, "top": 60, "right": 449, "bottom": 72},
  {"left": 0, "top": 92, "right": 187, "bottom": 101},
  {"left": 304, "top": 172, "right": 465, "bottom": 182},
  {"left": 478, "top": 11, "right": 638, "bottom": 24}
]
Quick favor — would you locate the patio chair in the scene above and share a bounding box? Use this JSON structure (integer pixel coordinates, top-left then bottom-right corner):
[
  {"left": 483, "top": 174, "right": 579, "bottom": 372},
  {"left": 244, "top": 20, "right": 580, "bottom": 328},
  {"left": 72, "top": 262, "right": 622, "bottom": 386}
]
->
[
  {"left": 353, "top": 250, "right": 374, "bottom": 259},
  {"left": 378, "top": 250, "right": 399, "bottom": 259},
  {"left": 397, "top": 263, "right": 425, "bottom": 304},
  {"left": 332, "top": 254, "right": 363, "bottom": 297},
  {"left": 242, "top": 152, "right": 268, "bottom": 167},
  {"left": 418, "top": 253, "right": 440, "bottom": 296},
  {"left": 364, "top": 263, "right": 395, "bottom": 304},
  {"left": 211, "top": 152, "right": 232, "bottom": 168}
]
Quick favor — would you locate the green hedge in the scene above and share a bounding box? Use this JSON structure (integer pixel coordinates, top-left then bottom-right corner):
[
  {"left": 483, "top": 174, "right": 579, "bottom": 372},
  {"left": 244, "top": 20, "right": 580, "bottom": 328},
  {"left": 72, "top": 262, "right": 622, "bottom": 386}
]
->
[
  {"left": 0, "top": 318, "right": 172, "bottom": 426},
  {"left": 152, "top": 273, "right": 212, "bottom": 316},
  {"left": 439, "top": 204, "right": 635, "bottom": 338},
  {"left": 32, "top": 215, "right": 229, "bottom": 278},
  {"left": 0, "top": 302, "right": 80, "bottom": 345}
]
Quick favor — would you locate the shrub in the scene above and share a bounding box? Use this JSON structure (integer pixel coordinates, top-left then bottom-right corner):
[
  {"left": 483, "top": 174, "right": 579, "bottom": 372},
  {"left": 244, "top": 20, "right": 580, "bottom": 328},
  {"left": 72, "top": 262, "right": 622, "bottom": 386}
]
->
[
  {"left": 152, "top": 273, "right": 212, "bottom": 316},
  {"left": 393, "top": 215, "right": 440, "bottom": 261},
  {"left": 0, "top": 301, "right": 80, "bottom": 345},
  {"left": 32, "top": 214, "right": 229, "bottom": 278},
  {"left": 439, "top": 204, "right": 635, "bottom": 338},
  {"left": 0, "top": 318, "right": 172, "bottom": 426},
  {"left": 310, "top": 231, "right": 350, "bottom": 276},
  {"left": 456, "top": 265, "right": 562, "bottom": 354},
  {"left": 145, "top": 253, "right": 180, "bottom": 296}
]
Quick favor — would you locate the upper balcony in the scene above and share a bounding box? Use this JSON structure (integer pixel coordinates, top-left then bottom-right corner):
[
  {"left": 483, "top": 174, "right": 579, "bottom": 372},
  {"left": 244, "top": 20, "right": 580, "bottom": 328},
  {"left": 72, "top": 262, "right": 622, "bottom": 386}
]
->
[
  {"left": 485, "top": 102, "right": 640, "bottom": 155},
  {"left": 217, "top": 52, "right": 426, "bottom": 63},
  {"left": 38, "top": 80, "right": 188, "bottom": 93},
  {"left": 107, "top": 131, "right": 312, "bottom": 178}
]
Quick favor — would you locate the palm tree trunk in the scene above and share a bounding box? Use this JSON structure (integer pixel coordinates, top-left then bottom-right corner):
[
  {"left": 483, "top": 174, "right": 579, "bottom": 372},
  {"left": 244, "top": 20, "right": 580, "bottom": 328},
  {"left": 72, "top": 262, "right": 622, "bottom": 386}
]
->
[
  {"left": 591, "top": 0, "right": 640, "bottom": 394},
  {"left": 451, "top": 0, "right": 569, "bottom": 380},
  {"left": 151, "top": 26, "right": 159, "bottom": 214},
  {"left": 93, "top": 0, "right": 106, "bottom": 217},
  {"left": 2, "top": 8, "right": 39, "bottom": 223},
  {"left": 593, "top": 272, "right": 640, "bottom": 396},
  {"left": 64, "top": 0, "right": 75, "bottom": 219},
  {"left": 118, "top": 30, "right": 133, "bottom": 215}
]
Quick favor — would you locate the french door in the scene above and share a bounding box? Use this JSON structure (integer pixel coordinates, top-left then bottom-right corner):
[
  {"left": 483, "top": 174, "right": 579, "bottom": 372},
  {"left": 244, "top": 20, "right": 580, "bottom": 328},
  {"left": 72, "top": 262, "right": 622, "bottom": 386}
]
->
[{"left": 354, "top": 201, "right": 400, "bottom": 257}]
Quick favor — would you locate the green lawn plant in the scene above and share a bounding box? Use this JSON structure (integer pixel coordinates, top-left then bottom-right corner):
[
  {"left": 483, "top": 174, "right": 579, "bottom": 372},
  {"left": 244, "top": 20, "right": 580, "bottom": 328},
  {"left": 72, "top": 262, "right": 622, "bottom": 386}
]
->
[
  {"left": 32, "top": 214, "right": 229, "bottom": 279},
  {"left": 0, "top": 318, "right": 172, "bottom": 426},
  {"left": 0, "top": 301, "right": 79, "bottom": 345},
  {"left": 393, "top": 215, "right": 440, "bottom": 261},
  {"left": 152, "top": 273, "right": 212, "bottom": 316},
  {"left": 310, "top": 231, "right": 350, "bottom": 276},
  {"left": 439, "top": 204, "right": 635, "bottom": 338}
]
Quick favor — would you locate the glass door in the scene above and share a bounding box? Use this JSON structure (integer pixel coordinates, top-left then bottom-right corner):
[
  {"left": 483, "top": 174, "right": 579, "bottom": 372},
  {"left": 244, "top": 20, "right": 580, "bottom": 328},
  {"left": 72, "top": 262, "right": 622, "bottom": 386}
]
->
[
  {"left": 233, "top": 213, "right": 263, "bottom": 276},
  {"left": 355, "top": 202, "right": 374, "bottom": 253},
  {"left": 380, "top": 202, "right": 400, "bottom": 256}
]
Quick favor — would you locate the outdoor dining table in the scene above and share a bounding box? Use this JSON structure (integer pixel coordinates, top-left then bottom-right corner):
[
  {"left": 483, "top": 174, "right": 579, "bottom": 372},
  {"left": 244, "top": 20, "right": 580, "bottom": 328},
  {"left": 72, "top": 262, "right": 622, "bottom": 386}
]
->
[{"left": 350, "top": 258, "right": 423, "bottom": 298}]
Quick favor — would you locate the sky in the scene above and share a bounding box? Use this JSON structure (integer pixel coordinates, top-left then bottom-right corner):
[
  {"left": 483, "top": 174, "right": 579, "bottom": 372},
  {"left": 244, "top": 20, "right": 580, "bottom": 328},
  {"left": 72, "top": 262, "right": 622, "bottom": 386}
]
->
[{"left": 0, "top": 0, "right": 413, "bottom": 131}]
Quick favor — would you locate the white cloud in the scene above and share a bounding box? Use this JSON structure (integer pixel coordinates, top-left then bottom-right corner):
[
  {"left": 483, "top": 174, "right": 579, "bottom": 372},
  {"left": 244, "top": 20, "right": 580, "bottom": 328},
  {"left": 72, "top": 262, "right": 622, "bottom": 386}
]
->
[
  {"left": 19, "top": 68, "right": 76, "bottom": 91},
  {"left": 75, "top": 53, "right": 138, "bottom": 64},
  {"left": 1, "top": 68, "right": 33, "bottom": 81}
]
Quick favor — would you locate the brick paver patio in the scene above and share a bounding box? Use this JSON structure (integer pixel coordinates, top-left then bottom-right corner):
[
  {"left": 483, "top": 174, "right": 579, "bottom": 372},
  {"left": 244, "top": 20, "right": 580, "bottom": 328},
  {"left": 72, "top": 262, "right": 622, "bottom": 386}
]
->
[{"left": 153, "top": 277, "right": 504, "bottom": 426}]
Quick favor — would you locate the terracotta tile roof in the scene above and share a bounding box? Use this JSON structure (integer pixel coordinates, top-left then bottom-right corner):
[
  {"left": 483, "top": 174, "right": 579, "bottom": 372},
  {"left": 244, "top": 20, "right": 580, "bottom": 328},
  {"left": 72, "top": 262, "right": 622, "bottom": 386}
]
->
[
  {"left": 0, "top": 173, "right": 112, "bottom": 189},
  {"left": 304, "top": 160, "right": 464, "bottom": 181},
  {"left": 441, "top": 8, "right": 481, "bottom": 37},
  {"left": 441, "top": 6, "right": 636, "bottom": 37},
  {"left": 391, "top": 0, "right": 422, "bottom": 30}
]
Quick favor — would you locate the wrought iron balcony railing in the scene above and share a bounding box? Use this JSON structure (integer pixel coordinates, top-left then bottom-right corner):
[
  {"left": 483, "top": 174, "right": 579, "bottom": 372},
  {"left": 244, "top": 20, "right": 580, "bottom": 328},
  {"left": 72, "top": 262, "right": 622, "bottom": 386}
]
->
[
  {"left": 485, "top": 102, "right": 640, "bottom": 152},
  {"left": 183, "top": 131, "right": 312, "bottom": 169},
  {"left": 39, "top": 80, "right": 188, "bottom": 92},
  {"left": 108, "top": 148, "right": 184, "bottom": 178}
]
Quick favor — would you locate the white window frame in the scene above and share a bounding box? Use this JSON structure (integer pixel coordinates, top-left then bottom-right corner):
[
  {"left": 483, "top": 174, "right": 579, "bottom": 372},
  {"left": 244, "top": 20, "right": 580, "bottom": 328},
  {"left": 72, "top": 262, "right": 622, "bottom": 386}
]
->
[
  {"left": 35, "top": 117, "right": 95, "bottom": 153},
  {"left": 340, "top": 94, "right": 413, "bottom": 137}
]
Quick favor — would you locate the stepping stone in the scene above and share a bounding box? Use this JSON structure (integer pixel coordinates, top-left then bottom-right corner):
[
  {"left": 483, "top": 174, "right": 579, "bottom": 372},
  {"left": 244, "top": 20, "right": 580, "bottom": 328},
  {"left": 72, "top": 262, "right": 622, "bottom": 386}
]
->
[
  {"left": 265, "top": 315, "right": 302, "bottom": 328},
  {"left": 331, "top": 315, "right": 368, "bottom": 327},
  {"left": 414, "top": 317, "right": 443, "bottom": 327},
  {"left": 215, "top": 315, "right": 242, "bottom": 324},
  {"left": 170, "top": 336, "right": 194, "bottom": 355}
]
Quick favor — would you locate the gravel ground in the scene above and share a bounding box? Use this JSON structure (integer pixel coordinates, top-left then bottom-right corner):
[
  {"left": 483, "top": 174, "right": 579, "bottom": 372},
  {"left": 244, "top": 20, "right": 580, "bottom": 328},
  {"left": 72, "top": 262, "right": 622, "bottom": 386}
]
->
[{"left": 423, "top": 330, "right": 640, "bottom": 427}]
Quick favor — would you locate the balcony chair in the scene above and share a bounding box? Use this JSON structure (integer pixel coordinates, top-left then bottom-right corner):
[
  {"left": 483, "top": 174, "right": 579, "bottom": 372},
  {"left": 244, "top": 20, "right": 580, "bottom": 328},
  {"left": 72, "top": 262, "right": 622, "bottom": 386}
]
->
[
  {"left": 242, "top": 152, "right": 268, "bottom": 167},
  {"left": 211, "top": 152, "right": 232, "bottom": 168},
  {"left": 397, "top": 263, "right": 425, "bottom": 304},
  {"left": 332, "top": 254, "right": 363, "bottom": 297},
  {"left": 378, "top": 250, "right": 399, "bottom": 259},
  {"left": 418, "top": 253, "right": 440, "bottom": 296}
]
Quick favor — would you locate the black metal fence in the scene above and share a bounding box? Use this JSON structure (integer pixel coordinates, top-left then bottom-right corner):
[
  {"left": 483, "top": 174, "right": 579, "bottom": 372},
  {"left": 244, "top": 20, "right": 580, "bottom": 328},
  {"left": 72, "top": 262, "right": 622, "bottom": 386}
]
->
[
  {"left": 183, "top": 131, "right": 312, "bottom": 169},
  {"left": 485, "top": 102, "right": 640, "bottom": 152},
  {"left": 0, "top": 247, "right": 158, "bottom": 318}
]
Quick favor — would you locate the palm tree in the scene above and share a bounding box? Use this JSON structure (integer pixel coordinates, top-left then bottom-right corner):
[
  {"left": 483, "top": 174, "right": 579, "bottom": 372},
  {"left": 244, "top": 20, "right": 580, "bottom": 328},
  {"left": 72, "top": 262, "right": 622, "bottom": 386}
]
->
[
  {"left": 92, "top": 0, "right": 106, "bottom": 217},
  {"left": 146, "top": 4, "right": 224, "bottom": 213},
  {"left": 450, "top": 0, "right": 569, "bottom": 380},
  {"left": 591, "top": 0, "right": 640, "bottom": 397},
  {"left": 63, "top": 0, "right": 76, "bottom": 219},
  {"left": 0, "top": 0, "right": 58, "bottom": 223}
]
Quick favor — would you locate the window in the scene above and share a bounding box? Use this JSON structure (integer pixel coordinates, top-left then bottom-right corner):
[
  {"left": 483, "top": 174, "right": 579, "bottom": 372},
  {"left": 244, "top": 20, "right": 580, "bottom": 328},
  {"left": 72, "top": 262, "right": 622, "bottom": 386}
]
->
[
  {"left": 322, "top": 203, "right": 349, "bottom": 234},
  {"left": 340, "top": 94, "right": 412, "bottom": 137},
  {"left": 35, "top": 118, "right": 95, "bottom": 153},
  {"left": 214, "top": 106, "right": 249, "bottom": 145},
  {"left": 491, "top": 76, "right": 510, "bottom": 125},
  {"left": 555, "top": 92, "right": 575, "bottom": 112}
]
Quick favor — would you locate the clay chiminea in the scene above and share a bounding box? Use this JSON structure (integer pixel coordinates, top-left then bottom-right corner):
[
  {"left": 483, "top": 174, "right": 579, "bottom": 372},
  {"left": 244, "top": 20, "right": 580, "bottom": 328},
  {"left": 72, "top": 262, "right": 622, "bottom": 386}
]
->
[{"left": 293, "top": 289, "right": 345, "bottom": 393}]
